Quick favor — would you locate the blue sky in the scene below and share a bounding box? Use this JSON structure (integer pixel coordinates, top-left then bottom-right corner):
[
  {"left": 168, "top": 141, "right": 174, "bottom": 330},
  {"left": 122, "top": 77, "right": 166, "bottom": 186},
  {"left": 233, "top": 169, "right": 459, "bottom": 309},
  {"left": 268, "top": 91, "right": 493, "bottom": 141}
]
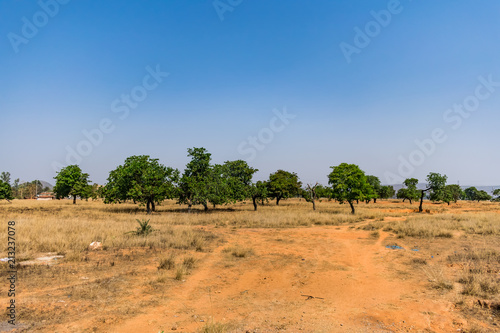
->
[{"left": 1, "top": 0, "right": 499, "bottom": 186}]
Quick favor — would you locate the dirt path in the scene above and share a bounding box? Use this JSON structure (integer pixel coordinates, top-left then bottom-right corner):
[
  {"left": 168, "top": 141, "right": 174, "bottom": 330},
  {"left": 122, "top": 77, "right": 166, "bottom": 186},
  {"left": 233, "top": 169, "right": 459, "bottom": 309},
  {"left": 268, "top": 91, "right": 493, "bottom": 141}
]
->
[{"left": 109, "top": 226, "right": 464, "bottom": 332}]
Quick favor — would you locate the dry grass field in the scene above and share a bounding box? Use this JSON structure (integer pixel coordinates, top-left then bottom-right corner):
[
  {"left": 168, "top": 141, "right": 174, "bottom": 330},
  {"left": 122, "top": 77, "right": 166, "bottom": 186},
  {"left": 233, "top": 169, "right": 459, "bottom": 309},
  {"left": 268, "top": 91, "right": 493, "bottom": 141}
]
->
[{"left": 1, "top": 198, "right": 499, "bottom": 332}]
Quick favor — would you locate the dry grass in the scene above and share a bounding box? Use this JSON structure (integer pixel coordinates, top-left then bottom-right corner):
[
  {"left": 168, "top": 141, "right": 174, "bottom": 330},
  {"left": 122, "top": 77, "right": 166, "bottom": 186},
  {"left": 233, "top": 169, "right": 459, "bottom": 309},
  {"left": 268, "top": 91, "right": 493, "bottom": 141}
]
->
[
  {"left": 383, "top": 213, "right": 500, "bottom": 238},
  {"left": 222, "top": 246, "right": 254, "bottom": 258}
]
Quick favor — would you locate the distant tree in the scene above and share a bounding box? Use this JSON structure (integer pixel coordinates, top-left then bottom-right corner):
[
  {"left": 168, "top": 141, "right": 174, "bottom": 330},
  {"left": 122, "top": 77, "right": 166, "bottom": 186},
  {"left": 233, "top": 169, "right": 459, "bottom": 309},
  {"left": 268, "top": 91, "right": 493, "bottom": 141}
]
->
[
  {"left": 398, "top": 178, "right": 420, "bottom": 204},
  {"left": 103, "top": 155, "right": 179, "bottom": 214},
  {"left": 178, "top": 147, "right": 212, "bottom": 212},
  {"left": 476, "top": 190, "right": 492, "bottom": 202},
  {"left": 315, "top": 184, "right": 332, "bottom": 201},
  {"left": 301, "top": 183, "right": 321, "bottom": 210},
  {"left": 206, "top": 163, "right": 232, "bottom": 209},
  {"left": 464, "top": 187, "right": 478, "bottom": 201},
  {"left": 428, "top": 173, "right": 448, "bottom": 202},
  {"left": 366, "top": 175, "right": 381, "bottom": 203},
  {"left": 379, "top": 185, "right": 395, "bottom": 199},
  {"left": 250, "top": 180, "right": 269, "bottom": 211},
  {"left": 12, "top": 178, "right": 19, "bottom": 199},
  {"left": 1, "top": 172, "right": 11, "bottom": 185},
  {"left": 328, "top": 163, "right": 371, "bottom": 214},
  {"left": 396, "top": 188, "right": 408, "bottom": 202},
  {"left": 53, "top": 165, "right": 92, "bottom": 204},
  {"left": 443, "top": 184, "right": 463, "bottom": 205},
  {"left": 216, "top": 160, "right": 258, "bottom": 206},
  {"left": 90, "top": 183, "right": 102, "bottom": 200},
  {"left": 0, "top": 180, "right": 13, "bottom": 202},
  {"left": 267, "top": 170, "right": 302, "bottom": 205},
  {"left": 418, "top": 173, "right": 447, "bottom": 212},
  {"left": 493, "top": 189, "right": 500, "bottom": 201}
]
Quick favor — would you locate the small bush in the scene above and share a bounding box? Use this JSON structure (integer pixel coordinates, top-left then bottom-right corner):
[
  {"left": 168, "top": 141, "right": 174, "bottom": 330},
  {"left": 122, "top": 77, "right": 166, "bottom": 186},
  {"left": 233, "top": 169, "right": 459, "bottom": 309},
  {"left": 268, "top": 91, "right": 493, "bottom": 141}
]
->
[
  {"left": 199, "top": 322, "right": 230, "bottom": 333},
  {"left": 183, "top": 256, "right": 197, "bottom": 269},
  {"left": 158, "top": 254, "right": 176, "bottom": 270},
  {"left": 175, "top": 267, "right": 186, "bottom": 280},
  {"left": 127, "top": 219, "right": 155, "bottom": 236},
  {"left": 223, "top": 246, "right": 254, "bottom": 258}
]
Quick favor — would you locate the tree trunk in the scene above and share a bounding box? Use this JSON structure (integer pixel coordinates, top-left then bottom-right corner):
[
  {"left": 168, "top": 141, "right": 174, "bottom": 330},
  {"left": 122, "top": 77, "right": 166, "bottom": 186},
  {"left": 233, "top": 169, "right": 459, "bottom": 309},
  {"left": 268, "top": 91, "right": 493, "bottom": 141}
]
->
[
  {"left": 349, "top": 201, "right": 355, "bottom": 214},
  {"left": 151, "top": 201, "right": 156, "bottom": 212},
  {"left": 409, "top": 199, "right": 412, "bottom": 204},
  {"left": 356, "top": 199, "right": 359, "bottom": 204},
  {"left": 419, "top": 190, "right": 425, "bottom": 212},
  {"left": 312, "top": 199, "right": 316, "bottom": 211},
  {"left": 202, "top": 202, "right": 208, "bottom": 211},
  {"left": 73, "top": 196, "right": 76, "bottom": 204},
  {"left": 146, "top": 200, "right": 151, "bottom": 214},
  {"left": 374, "top": 198, "right": 377, "bottom": 203},
  {"left": 276, "top": 197, "right": 281, "bottom": 206},
  {"left": 252, "top": 197, "right": 257, "bottom": 211}
]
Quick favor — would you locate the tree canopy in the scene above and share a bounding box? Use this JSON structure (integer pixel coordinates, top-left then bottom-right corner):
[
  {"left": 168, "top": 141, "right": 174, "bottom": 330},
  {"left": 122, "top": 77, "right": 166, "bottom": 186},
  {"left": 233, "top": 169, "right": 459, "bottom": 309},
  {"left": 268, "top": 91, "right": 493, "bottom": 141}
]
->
[
  {"left": 366, "top": 175, "right": 381, "bottom": 203},
  {"left": 0, "top": 179, "right": 13, "bottom": 201},
  {"left": 443, "top": 184, "right": 463, "bottom": 205},
  {"left": 249, "top": 180, "right": 269, "bottom": 211},
  {"left": 53, "top": 165, "right": 92, "bottom": 204},
  {"left": 378, "top": 185, "right": 395, "bottom": 199},
  {"left": 102, "top": 155, "right": 179, "bottom": 213},
  {"left": 398, "top": 178, "right": 420, "bottom": 204},
  {"left": 178, "top": 147, "right": 213, "bottom": 211},
  {"left": 328, "top": 163, "right": 371, "bottom": 214},
  {"left": 267, "top": 170, "right": 302, "bottom": 205}
]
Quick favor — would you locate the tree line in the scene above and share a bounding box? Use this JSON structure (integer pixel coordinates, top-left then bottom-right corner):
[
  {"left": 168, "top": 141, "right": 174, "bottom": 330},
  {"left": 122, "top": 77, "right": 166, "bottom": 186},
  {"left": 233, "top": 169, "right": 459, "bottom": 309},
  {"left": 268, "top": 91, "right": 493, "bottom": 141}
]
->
[
  {"left": 1, "top": 147, "right": 499, "bottom": 214},
  {"left": 0, "top": 172, "right": 51, "bottom": 200}
]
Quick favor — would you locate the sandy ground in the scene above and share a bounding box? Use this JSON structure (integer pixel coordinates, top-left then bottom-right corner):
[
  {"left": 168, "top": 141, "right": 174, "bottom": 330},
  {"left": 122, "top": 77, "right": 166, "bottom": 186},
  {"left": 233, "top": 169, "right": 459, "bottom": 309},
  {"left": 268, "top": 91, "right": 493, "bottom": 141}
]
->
[{"left": 52, "top": 225, "right": 467, "bottom": 332}]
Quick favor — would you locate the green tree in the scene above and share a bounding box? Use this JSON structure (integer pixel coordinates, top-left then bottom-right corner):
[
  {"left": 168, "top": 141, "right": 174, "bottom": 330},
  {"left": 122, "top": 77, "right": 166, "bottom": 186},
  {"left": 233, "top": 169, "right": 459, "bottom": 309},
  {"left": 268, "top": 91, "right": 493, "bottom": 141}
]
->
[
  {"left": 328, "top": 163, "right": 371, "bottom": 214},
  {"left": 366, "top": 175, "right": 381, "bottom": 203},
  {"left": 53, "top": 165, "right": 92, "bottom": 204},
  {"left": 315, "top": 184, "right": 332, "bottom": 200},
  {"left": 178, "top": 147, "right": 212, "bottom": 212},
  {"left": 0, "top": 180, "right": 13, "bottom": 201},
  {"left": 267, "top": 170, "right": 302, "bottom": 205},
  {"left": 213, "top": 160, "right": 258, "bottom": 207},
  {"left": 464, "top": 187, "right": 478, "bottom": 201},
  {"left": 103, "top": 155, "right": 179, "bottom": 214},
  {"left": 493, "top": 189, "right": 500, "bottom": 201},
  {"left": 250, "top": 180, "right": 269, "bottom": 211},
  {"left": 443, "top": 184, "right": 463, "bottom": 205},
  {"left": 379, "top": 185, "right": 395, "bottom": 199},
  {"left": 476, "top": 190, "right": 492, "bottom": 202},
  {"left": 398, "top": 178, "right": 420, "bottom": 204},
  {"left": 1, "top": 172, "right": 11, "bottom": 185},
  {"left": 418, "top": 173, "right": 447, "bottom": 212}
]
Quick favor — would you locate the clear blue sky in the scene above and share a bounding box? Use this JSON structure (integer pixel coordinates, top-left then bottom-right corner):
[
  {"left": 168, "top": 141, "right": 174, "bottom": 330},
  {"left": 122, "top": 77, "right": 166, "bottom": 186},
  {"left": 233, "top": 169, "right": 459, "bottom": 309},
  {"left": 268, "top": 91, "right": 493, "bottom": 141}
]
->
[{"left": 1, "top": 0, "right": 499, "bottom": 186}]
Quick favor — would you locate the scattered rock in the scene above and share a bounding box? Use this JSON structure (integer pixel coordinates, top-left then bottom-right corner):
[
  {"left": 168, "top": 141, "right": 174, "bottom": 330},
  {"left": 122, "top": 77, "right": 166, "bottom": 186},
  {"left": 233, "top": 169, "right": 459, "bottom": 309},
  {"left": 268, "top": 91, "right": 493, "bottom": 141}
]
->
[{"left": 88, "top": 241, "right": 102, "bottom": 251}]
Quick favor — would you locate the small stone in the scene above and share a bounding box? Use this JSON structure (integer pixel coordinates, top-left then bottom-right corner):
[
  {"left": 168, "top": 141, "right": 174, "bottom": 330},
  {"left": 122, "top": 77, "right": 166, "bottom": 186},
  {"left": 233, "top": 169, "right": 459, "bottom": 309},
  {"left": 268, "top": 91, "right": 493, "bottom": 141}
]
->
[{"left": 88, "top": 241, "right": 102, "bottom": 251}]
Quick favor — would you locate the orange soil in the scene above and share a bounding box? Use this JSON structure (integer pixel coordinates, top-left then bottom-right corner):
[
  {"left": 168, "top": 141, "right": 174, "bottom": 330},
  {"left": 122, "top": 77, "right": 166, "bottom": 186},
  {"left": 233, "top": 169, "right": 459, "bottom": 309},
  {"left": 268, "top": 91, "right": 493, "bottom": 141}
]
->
[{"left": 87, "top": 226, "right": 466, "bottom": 333}]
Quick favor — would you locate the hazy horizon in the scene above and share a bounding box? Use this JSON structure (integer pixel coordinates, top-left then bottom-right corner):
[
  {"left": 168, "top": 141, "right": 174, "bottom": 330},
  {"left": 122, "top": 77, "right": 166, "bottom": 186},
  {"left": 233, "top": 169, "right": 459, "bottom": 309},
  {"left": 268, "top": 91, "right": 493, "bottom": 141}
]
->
[{"left": 2, "top": 1, "right": 499, "bottom": 186}]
